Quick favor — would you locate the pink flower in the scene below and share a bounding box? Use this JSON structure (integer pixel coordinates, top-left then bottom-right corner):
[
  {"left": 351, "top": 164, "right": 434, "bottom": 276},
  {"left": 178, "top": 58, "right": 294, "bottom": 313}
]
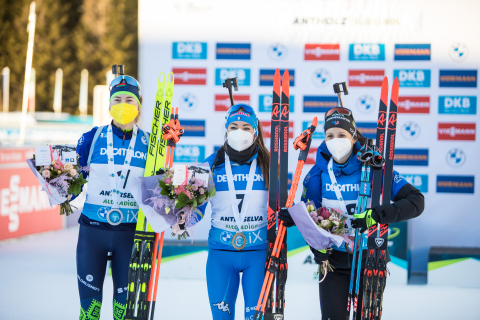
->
[
  {"left": 192, "top": 184, "right": 198, "bottom": 191},
  {"left": 199, "top": 188, "right": 204, "bottom": 195},
  {"left": 42, "top": 170, "right": 51, "bottom": 178},
  {"left": 195, "top": 179, "right": 203, "bottom": 187},
  {"left": 164, "top": 178, "right": 172, "bottom": 185},
  {"left": 319, "top": 207, "right": 331, "bottom": 220}
]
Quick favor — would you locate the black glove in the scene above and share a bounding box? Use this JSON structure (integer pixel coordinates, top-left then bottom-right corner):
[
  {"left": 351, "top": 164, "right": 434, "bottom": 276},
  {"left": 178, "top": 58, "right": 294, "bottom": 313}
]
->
[
  {"left": 278, "top": 207, "right": 295, "bottom": 227},
  {"left": 309, "top": 246, "right": 330, "bottom": 265},
  {"left": 351, "top": 208, "right": 379, "bottom": 233}
]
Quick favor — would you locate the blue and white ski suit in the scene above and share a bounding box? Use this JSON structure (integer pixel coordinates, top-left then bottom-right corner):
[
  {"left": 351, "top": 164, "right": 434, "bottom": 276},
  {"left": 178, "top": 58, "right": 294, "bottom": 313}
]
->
[{"left": 195, "top": 149, "right": 268, "bottom": 320}]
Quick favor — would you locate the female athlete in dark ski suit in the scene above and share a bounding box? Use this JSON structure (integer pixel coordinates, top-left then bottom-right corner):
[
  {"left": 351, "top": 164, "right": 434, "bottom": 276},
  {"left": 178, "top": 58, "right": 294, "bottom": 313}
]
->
[
  {"left": 74, "top": 75, "right": 149, "bottom": 320},
  {"left": 280, "top": 107, "right": 425, "bottom": 320}
]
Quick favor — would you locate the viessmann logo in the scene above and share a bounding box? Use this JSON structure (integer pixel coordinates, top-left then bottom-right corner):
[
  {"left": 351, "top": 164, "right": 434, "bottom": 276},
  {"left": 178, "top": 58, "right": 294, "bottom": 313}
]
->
[
  {"left": 437, "top": 123, "right": 476, "bottom": 141},
  {"left": 394, "top": 44, "right": 431, "bottom": 61},
  {"left": 348, "top": 70, "right": 384, "bottom": 87},
  {"left": 216, "top": 43, "right": 251, "bottom": 60},
  {"left": 215, "top": 94, "right": 250, "bottom": 112},
  {"left": 398, "top": 96, "right": 430, "bottom": 114},
  {"left": 304, "top": 44, "right": 340, "bottom": 60},
  {"left": 172, "top": 68, "right": 207, "bottom": 85},
  {"left": 439, "top": 70, "right": 477, "bottom": 88}
]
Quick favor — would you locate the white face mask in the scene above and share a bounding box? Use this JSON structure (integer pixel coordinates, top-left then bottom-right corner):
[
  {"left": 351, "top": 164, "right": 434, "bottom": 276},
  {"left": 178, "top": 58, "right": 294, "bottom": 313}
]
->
[
  {"left": 227, "top": 130, "right": 254, "bottom": 152},
  {"left": 326, "top": 138, "right": 353, "bottom": 161}
]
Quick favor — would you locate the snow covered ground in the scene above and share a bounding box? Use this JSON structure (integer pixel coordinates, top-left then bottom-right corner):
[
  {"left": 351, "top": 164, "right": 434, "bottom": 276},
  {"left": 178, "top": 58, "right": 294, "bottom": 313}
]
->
[{"left": 1, "top": 227, "right": 479, "bottom": 320}]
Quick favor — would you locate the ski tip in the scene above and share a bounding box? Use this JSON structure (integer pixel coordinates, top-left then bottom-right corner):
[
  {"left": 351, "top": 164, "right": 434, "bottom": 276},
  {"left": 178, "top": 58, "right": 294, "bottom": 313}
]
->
[
  {"left": 282, "top": 69, "right": 290, "bottom": 95},
  {"left": 158, "top": 72, "right": 165, "bottom": 84},
  {"left": 312, "top": 117, "right": 318, "bottom": 127},
  {"left": 391, "top": 77, "right": 399, "bottom": 104},
  {"left": 167, "top": 72, "right": 174, "bottom": 83},
  {"left": 273, "top": 69, "right": 281, "bottom": 96},
  {"left": 380, "top": 77, "right": 389, "bottom": 104}
]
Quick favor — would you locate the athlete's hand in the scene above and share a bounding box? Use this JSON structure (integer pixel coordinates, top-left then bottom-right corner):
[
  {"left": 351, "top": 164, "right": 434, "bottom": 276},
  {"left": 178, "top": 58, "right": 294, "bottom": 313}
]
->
[
  {"left": 309, "top": 246, "right": 330, "bottom": 264},
  {"left": 352, "top": 208, "right": 378, "bottom": 233},
  {"left": 278, "top": 207, "right": 295, "bottom": 227}
]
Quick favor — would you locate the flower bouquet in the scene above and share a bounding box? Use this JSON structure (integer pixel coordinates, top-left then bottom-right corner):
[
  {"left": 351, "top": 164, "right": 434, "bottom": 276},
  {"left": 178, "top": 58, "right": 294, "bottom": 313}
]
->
[
  {"left": 305, "top": 202, "right": 350, "bottom": 276},
  {"left": 27, "top": 156, "right": 88, "bottom": 216}
]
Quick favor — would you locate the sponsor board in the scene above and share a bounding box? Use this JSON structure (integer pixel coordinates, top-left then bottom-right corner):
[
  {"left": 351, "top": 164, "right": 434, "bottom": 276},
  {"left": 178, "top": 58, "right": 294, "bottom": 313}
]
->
[
  {"left": 305, "top": 147, "right": 317, "bottom": 165},
  {"left": 216, "top": 43, "right": 251, "bottom": 60},
  {"left": 304, "top": 44, "right": 340, "bottom": 60},
  {"left": 348, "top": 70, "right": 384, "bottom": 87},
  {"left": 394, "top": 44, "right": 431, "bottom": 61},
  {"left": 268, "top": 43, "right": 288, "bottom": 60},
  {"left": 394, "top": 149, "right": 429, "bottom": 166},
  {"left": 258, "top": 95, "right": 294, "bottom": 113},
  {"left": 436, "top": 176, "right": 474, "bottom": 194},
  {"left": 438, "top": 96, "right": 476, "bottom": 114},
  {"left": 449, "top": 43, "right": 468, "bottom": 62},
  {"left": 214, "top": 94, "right": 250, "bottom": 112},
  {"left": 303, "top": 121, "right": 325, "bottom": 139},
  {"left": 356, "top": 95, "right": 376, "bottom": 114},
  {"left": 172, "top": 42, "right": 207, "bottom": 59},
  {"left": 179, "top": 92, "right": 198, "bottom": 111},
  {"left": 438, "top": 123, "right": 476, "bottom": 141},
  {"left": 261, "top": 121, "right": 294, "bottom": 139},
  {"left": 349, "top": 44, "right": 385, "bottom": 61},
  {"left": 0, "top": 166, "right": 62, "bottom": 240},
  {"left": 172, "top": 68, "right": 207, "bottom": 85},
  {"left": 173, "top": 145, "right": 206, "bottom": 163},
  {"left": 401, "top": 121, "right": 421, "bottom": 140},
  {"left": 356, "top": 122, "right": 377, "bottom": 139},
  {"left": 394, "top": 69, "right": 431, "bottom": 87},
  {"left": 398, "top": 96, "right": 430, "bottom": 114},
  {"left": 400, "top": 174, "right": 428, "bottom": 193},
  {"left": 181, "top": 120, "right": 206, "bottom": 137},
  {"left": 215, "top": 68, "right": 250, "bottom": 86},
  {"left": 0, "top": 148, "right": 34, "bottom": 164},
  {"left": 439, "top": 70, "right": 477, "bottom": 88},
  {"left": 303, "top": 96, "right": 338, "bottom": 113},
  {"left": 259, "top": 69, "right": 295, "bottom": 86},
  {"left": 446, "top": 148, "right": 466, "bottom": 167}
]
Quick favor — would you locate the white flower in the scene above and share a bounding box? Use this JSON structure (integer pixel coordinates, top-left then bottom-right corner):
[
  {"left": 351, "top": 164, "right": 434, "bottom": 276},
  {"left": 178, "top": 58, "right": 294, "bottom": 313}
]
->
[
  {"left": 42, "top": 170, "right": 51, "bottom": 178},
  {"left": 70, "top": 169, "right": 77, "bottom": 176},
  {"left": 43, "top": 165, "right": 51, "bottom": 170},
  {"left": 321, "top": 220, "right": 330, "bottom": 227},
  {"left": 333, "top": 220, "right": 339, "bottom": 226},
  {"left": 64, "top": 163, "right": 74, "bottom": 171}
]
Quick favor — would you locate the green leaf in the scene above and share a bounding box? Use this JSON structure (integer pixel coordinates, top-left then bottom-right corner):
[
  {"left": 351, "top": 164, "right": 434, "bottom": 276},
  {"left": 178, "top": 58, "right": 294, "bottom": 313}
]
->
[
  {"left": 175, "top": 201, "right": 186, "bottom": 209},
  {"left": 160, "top": 188, "right": 169, "bottom": 196},
  {"left": 192, "top": 199, "right": 197, "bottom": 209},
  {"left": 208, "top": 188, "right": 216, "bottom": 198},
  {"left": 178, "top": 192, "right": 189, "bottom": 203},
  {"left": 198, "top": 194, "right": 206, "bottom": 204},
  {"left": 159, "top": 180, "right": 167, "bottom": 189}
]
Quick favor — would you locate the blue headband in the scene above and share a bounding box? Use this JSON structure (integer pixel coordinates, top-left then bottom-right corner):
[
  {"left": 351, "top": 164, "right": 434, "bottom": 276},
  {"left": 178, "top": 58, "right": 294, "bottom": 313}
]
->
[{"left": 225, "top": 104, "right": 258, "bottom": 136}]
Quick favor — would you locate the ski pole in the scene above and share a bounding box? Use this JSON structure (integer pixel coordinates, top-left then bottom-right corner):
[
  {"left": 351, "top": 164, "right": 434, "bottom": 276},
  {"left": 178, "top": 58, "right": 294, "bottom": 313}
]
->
[
  {"left": 222, "top": 77, "right": 238, "bottom": 107},
  {"left": 254, "top": 117, "right": 317, "bottom": 320}
]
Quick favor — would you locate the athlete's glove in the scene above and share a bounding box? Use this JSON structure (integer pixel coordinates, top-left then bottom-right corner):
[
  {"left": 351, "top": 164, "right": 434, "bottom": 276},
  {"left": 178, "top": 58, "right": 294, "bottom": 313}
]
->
[
  {"left": 278, "top": 207, "right": 295, "bottom": 228},
  {"left": 352, "top": 208, "right": 378, "bottom": 233},
  {"left": 309, "top": 246, "right": 330, "bottom": 264}
]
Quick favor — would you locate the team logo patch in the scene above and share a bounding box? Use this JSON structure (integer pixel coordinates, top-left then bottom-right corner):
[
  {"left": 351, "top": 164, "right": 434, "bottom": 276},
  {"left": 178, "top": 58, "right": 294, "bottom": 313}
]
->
[
  {"left": 375, "top": 238, "right": 384, "bottom": 247},
  {"left": 213, "top": 301, "right": 231, "bottom": 314},
  {"left": 97, "top": 207, "right": 110, "bottom": 220},
  {"left": 220, "top": 231, "right": 232, "bottom": 244}
]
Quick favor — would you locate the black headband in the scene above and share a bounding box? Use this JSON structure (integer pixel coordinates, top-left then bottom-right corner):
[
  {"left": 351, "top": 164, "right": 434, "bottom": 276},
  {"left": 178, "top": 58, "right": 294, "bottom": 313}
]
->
[{"left": 324, "top": 113, "right": 357, "bottom": 136}]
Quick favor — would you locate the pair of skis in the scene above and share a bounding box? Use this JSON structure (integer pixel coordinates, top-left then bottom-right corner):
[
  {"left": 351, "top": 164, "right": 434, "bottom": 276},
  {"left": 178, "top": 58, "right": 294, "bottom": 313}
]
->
[
  {"left": 346, "top": 77, "right": 399, "bottom": 320},
  {"left": 125, "top": 73, "right": 183, "bottom": 320}
]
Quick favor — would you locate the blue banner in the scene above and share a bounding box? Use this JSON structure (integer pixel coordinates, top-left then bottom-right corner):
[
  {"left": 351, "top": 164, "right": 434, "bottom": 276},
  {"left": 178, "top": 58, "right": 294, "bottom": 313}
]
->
[
  {"left": 436, "top": 176, "right": 474, "bottom": 194},
  {"left": 394, "top": 44, "right": 431, "bottom": 60},
  {"left": 303, "top": 121, "right": 325, "bottom": 139},
  {"left": 173, "top": 145, "right": 206, "bottom": 163},
  {"left": 356, "top": 122, "right": 377, "bottom": 139},
  {"left": 216, "top": 43, "right": 251, "bottom": 60},
  {"left": 439, "top": 70, "right": 477, "bottom": 88},
  {"left": 259, "top": 69, "right": 295, "bottom": 86},
  {"left": 172, "top": 42, "right": 207, "bottom": 59},
  {"left": 394, "top": 69, "right": 431, "bottom": 87},
  {"left": 303, "top": 96, "right": 338, "bottom": 113},
  {"left": 400, "top": 174, "right": 429, "bottom": 193},
  {"left": 258, "top": 95, "right": 294, "bottom": 112},
  {"left": 349, "top": 43, "right": 385, "bottom": 61},
  {"left": 394, "top": 149, "right": 429, "bottom": 166},
  {"left": 438, "top": 96, "right": 477, "bottom": 114},
  {"left": 215, "top": 68, "right": 250, "bottom": 86},
  {"left": 181, "top": 120, "right": 206, "bottom": 137}
]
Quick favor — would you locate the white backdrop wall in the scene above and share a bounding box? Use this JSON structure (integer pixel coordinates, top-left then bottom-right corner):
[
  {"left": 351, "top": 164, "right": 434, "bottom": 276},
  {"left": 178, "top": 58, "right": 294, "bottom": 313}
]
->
[{"left": 138, "top": 0, "right": 480, "bottom": 274}]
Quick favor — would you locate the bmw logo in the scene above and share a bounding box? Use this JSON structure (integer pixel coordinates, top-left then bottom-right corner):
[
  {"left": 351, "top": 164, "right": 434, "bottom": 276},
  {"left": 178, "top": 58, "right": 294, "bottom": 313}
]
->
[
  {"left": 97, "top": 207, "right": 110, "bottom": 220},
  {"left": 268, "top": 43, "right": 287, "bottom": 60},
  {"left": 446, "top": 148, "right": 466, "bottom": 167},
  {"left": 311, "top": 69, "right": 331, "bottom": 87},
  {"left": 179, "top": 92, "right": 198, "bottom": 111},
  {"left": 220, "top": 231, "right": 232, "bottom": 244},
  {"left": 401, "top": 121, "right": 420, "bottom": 140},
  {"left": 449, "top": 43, "right": 468, "bottom": 62},
  {"left": 356, "top": 95, "right": 376, "bottom": 113},
  {"left": 141, "top": 135, "right": 148, "bottom": 145}
]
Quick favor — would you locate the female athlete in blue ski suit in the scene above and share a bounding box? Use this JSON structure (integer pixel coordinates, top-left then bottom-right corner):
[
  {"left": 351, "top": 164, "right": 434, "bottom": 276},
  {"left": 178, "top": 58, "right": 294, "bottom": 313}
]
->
[
  {"left": 194, "top": 104, "right": 271, "bottom": 320},
  {"left": 280, "top": 107, "right": 424, "bottom": 320},
  {"left": 74, "top": 75, "right": 149, "bottom": 320}
]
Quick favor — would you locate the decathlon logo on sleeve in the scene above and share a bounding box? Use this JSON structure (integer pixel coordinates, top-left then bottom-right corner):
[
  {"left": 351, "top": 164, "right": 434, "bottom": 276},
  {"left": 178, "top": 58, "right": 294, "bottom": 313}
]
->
[
  {"left": 437, "top": 123, "right": 476, "bottom": 141},
  {"left": 439, "top": 70, "right": 477, "bottom": 88},
  {"left": 394, "top": 70, "right": 431, "bottom": 87},
  {"left": 215, "top": 94, "right": 250, "bottom": 112},
  {"left": 304, "top": 44, "right": 340, "bottom": 60},
  {"left": 216, "top": 43, "right": 251, "bottom": 60},
  {"left": 398, "top": 96, "right": 430, "bottom": 114},
  {"left": 349, "top": 44, "right": 385, "bottom": 61},
  {"left": 438, "top": 96, "right": 476, "bottom": 114},
  {"left": 259, "top": 95, "right": 294, "bottom": 113},
  {"left": 394, "top": 44, "right": 431, "bottom": 60},
  {"left": 215, "top": 68, "right": 250, "bottom": 86},
  {"left": 171, "top": 68, "right": 207, "bottom": 85},
  {"left": 172, "top": 42, "right": 207, "bottom": 59},
  {"left": 348, "top": 70, "right": 384, "bottom": 87}
]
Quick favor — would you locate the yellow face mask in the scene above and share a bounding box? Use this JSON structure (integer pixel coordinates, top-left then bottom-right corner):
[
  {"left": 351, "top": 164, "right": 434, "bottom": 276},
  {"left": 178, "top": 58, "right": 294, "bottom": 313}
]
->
[{"left": 110, "top": 103, "right": 139, "bottom": 125}]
